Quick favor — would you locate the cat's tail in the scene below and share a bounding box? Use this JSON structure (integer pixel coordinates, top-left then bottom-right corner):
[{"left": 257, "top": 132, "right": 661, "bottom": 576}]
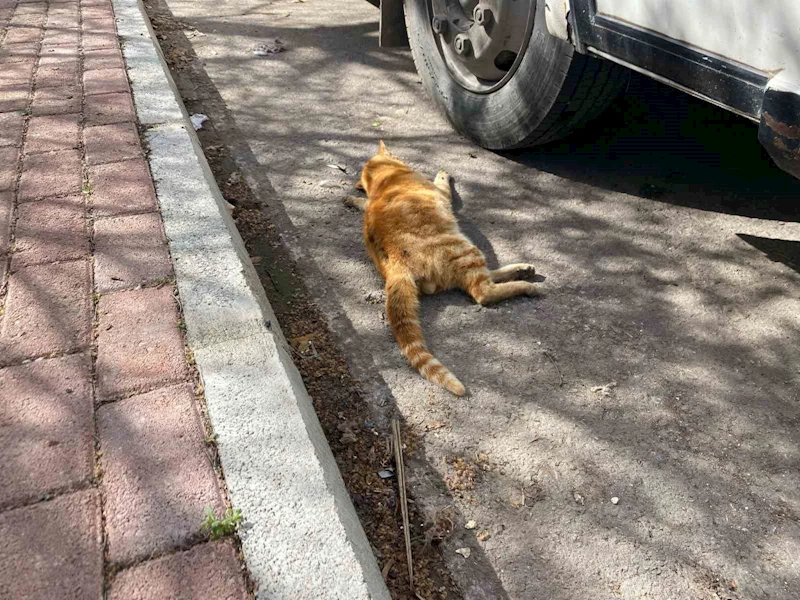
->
[{"left": 385, "top": 273, "right": 466, "bottom": 396}]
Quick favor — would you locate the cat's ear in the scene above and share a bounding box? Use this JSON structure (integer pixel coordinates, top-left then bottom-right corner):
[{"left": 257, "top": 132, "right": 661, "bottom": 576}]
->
[{"left": 378, "top": 139, "right": 387, "bottom": 154}]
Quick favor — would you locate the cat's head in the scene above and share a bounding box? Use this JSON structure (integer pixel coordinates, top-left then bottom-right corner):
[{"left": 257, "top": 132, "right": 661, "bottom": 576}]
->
[{"left": 357, "top": 140, "right": 404, "bottom": 194}]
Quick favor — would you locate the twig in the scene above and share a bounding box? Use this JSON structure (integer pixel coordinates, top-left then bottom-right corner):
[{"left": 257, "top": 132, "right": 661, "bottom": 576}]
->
[
  {"left": 392, "top": 418, "right": 414, "bottom": 592},
  {"left": 543, "top": 351, "right": 564, "bottom": 387},
  {"left": 380, "top": 557, "right": 394, "bottom": 579},
  {"left": 261, "top": 266, "right": 277, "bottom": 290}
]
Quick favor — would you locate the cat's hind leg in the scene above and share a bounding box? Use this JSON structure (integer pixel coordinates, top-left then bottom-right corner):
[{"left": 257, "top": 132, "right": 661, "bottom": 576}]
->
[
  {"left": 466, "top": 276, "right": 539, "bottom": 306},
  {"left": 490, "top": 263, "right": 536, "bottom": 282}
]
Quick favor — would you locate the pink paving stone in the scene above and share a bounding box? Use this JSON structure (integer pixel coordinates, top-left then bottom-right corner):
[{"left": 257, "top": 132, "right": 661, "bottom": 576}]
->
[
  {"left": 12, "top": 195, "right": 88, "bottom": 267},
  {"left": 109, "top": 541, "right": 248, "bottom": 600},
  {"left": 84, "top": 122, "right": 142, "bottom": 165},
  {"left": 85, "top": 91, "right": 136, "bottom": 125},
  {"left": 0, "top": 111, "right": 24, "bottom": 147},
  {"left": 9, "top": 11, "right": 45, "bottom": 27},
  {"left": 0, "top": 146, "right": 19, "bottom": 191},
  {"left": 0, "top": 56, "right": 35, "bottom": 86},
  {"left": 48, "top": 6, "right": 80, "bottom": 16},
  {"left": 96, "top": 286, "right": 188, "bottom": 399},
  {"left": 31, "top": 84, "right": 80, "bottom": 115},
  {"left": 83, "top": 67, "right": 129, "bottom": 95},
  {"left": 41, "top": 26, "right": 79, "bottom": 47},
  {"left": 15, "top": 4, "right": 47, "bottom": 14},
  {"left": 38, "top": 43, "right": 79, "bottom": 63},
  {"left": 89, "top": 159, "right": 158, "bottom": 216},
  {"left": 0, "top": 84, "right": 29, "bottom": 112},
  {"left": 35, "top": 58, "right": 80, "bottom": 88},
  {"left": 83, "top": 46, "right": 124, "bottom": 71},
  {"left": 46, "top": 11, "right": 79, "bottom": 22},
  {"left": 0, "top": 42, "right": 38, "bottom": 62},
  {"left": 47, "top": 4, "right": 79, "bottom": 15},
  {"left": 18, "top": 148, "right": 81, "bottom": 200},
  {"left": 0, "top": 260, "right": 92, "bottom": 364},
  {"left": 81, "top": 16, "right": 115, "bottom": 35},
  {"left": 0, "top": 490, "right": 103, "bottom": 600},
  {"left": 99, "top": 383, "right": 224, "bottom": 564},
  {"left": 0, "top": 190, "right": 11, "bottom": 255},
  {"left": 81, "top": 4, "right": 114, "bottom": 18},
  {"left": 0, "top": 353, "right": 93, "bottom": 507},
  {"left": 94, "top": 212, "right": 172, "bottom": 292},
  {"left": 14, "top": 2, "right": 48, "bottom": 13},
  {"left": 24, "top": 112, "right": 80, "bottom": 153},
  {"left": 47, "top": 8, "right": 79, "bottom": 23},
  {"left": 46, "top": 17, "right": 80, "bottom": 30},
  {"left": 3, "top": 25, "right": 39, "bottom": 44},
  {"left": 82, "top": 31, "right": 116, "bottom": 50}
]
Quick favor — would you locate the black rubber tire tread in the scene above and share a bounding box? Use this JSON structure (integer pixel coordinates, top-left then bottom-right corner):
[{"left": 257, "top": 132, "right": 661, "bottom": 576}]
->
[
  {"left": 534, "top": 55, "right": 629, "bottom": 145},
  {"left": 403, "top": 0, "right": 629, "bottom": 149}
]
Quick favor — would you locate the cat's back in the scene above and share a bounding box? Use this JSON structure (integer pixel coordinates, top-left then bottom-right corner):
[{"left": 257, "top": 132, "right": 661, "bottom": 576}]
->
[{"left": 366, "top": 171, "right": 454, "bottom": 236}]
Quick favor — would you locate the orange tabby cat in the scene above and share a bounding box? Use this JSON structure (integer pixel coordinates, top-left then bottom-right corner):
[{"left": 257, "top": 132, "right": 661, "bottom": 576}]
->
[{"left": 346, "top": 141, "right": 539, "bottom": 396}]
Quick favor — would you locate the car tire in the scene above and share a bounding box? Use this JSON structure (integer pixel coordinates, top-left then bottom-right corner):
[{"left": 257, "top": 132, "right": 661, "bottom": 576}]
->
[{"left": 403, "top": 0, "right": 630, "bottom": 149}]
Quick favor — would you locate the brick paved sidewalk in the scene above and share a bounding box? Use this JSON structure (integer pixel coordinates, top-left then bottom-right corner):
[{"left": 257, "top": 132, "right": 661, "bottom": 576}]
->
[{"left": 0, "top": 0, "right": 250, "bottom": 597}]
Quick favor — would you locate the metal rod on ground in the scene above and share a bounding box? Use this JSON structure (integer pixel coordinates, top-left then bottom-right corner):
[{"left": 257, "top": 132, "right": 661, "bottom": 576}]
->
[{"left": 392, "top": 418, "right": 414, "bottom": 592}]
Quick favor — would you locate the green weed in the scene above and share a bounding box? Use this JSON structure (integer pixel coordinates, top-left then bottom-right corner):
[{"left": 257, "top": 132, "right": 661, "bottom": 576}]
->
[{"left": 201, "top": 506, "right": 242, "bottom": 540}]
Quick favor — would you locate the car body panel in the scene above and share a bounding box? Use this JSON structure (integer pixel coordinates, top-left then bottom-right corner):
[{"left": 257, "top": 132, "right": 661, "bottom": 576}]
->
[{"left": 595, "top": 0, "right": 800, "bottom": 82}]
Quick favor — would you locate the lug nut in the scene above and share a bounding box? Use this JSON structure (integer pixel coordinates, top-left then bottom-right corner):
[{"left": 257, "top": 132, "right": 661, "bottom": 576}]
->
[
  {"left": 473, "top": 5, "right": 493, "bottom": 26},
  {"left": 432, "top": 16, "right": 448, "bottom": 34},
  {"left": 454, "top": 34, "right": 471, "bottom": 56}
]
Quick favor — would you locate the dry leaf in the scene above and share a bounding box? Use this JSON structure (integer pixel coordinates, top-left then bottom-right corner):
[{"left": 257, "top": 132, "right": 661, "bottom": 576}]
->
[{"left": 253, "top": 39, "right": 285, "bottom": 56}]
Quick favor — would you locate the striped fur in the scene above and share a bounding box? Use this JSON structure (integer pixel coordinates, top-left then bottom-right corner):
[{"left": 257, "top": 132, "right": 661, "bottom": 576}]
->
[
  {"left": 385, "top": 273, "right": 466, "bottom": 396},
  {"left": 348, "top": 141, "right": 540, "bottom": 396}
]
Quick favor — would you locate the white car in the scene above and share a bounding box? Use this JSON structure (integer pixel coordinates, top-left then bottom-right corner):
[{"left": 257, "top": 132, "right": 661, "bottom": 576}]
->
[{"left": 372, "top": 0, "right": 800, "bottom": 179}]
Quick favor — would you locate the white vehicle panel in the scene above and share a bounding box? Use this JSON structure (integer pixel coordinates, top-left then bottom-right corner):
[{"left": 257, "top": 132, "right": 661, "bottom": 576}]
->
[{"left": 595, "top": 0, "right": 800, "bottom": 79}]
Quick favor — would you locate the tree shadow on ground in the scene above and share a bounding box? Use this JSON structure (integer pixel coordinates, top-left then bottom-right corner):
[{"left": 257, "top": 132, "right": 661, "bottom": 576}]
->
[{"left": 144, "top": 1, "right": 800, "bottom": 598}]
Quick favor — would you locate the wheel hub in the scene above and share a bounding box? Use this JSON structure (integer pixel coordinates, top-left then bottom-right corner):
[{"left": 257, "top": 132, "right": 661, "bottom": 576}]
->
[{"left": 430, "top": 0, "right": 534, "bottom": 93}]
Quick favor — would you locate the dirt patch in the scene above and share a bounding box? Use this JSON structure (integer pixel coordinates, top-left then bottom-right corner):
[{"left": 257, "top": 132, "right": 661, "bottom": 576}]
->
[{"left": 143, "top": 3, "right": 458, "bottom": 597}]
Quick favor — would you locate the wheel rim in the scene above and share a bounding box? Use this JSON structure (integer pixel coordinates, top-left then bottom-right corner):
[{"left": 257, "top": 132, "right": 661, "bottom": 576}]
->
[{"left": 429, "top": 0, "right": 536, "bottom": 94}]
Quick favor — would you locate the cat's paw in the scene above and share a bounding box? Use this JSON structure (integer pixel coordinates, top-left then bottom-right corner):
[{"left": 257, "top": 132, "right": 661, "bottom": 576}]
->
[
  {"left": 515, "top": 264, "right": 537, "bottom": 280},
  {"left": 342, "top": 195, "right": 366, "bottom": 211},
  {"left": 434, "top": 170, "right": 452, "bottom": 186},
  {"left": 525, "top": 283, "right": 541, "bottom": 297}
]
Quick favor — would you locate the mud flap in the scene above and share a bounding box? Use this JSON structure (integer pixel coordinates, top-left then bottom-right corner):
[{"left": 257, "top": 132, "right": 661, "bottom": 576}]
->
[
  {"left": 379, "top": 0, "right": 409, "bottom": 47},
  {"left": 758, "top": 75, "right": 800, "bottom": 179}
]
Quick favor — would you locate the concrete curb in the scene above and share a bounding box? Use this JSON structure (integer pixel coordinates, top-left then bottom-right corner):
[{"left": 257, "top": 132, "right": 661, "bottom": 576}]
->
[{"left": 110, "top": 1, "right": 391, "bottom": 598}]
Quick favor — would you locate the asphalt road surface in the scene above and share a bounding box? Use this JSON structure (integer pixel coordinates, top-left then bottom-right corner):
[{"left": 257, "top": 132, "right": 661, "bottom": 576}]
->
[{"left": 149, "top": 0, "right": 800, "bottom": 597}]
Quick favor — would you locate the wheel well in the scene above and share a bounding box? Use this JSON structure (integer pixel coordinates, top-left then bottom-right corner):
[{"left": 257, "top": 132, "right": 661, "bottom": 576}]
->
[{"left": 378, "top": 0, "right": 410, "bottom": 47}]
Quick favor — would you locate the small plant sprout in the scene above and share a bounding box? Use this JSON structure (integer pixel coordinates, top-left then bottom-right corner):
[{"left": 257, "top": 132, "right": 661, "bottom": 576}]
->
[{"left": 201, "top": 506, "right": 243, "bottom": 540}]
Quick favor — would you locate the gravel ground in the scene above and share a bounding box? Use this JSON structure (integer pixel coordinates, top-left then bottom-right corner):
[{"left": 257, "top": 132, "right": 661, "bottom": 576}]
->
[{"left": 144, "top": 0, "right": 800, "bottom": 597}]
